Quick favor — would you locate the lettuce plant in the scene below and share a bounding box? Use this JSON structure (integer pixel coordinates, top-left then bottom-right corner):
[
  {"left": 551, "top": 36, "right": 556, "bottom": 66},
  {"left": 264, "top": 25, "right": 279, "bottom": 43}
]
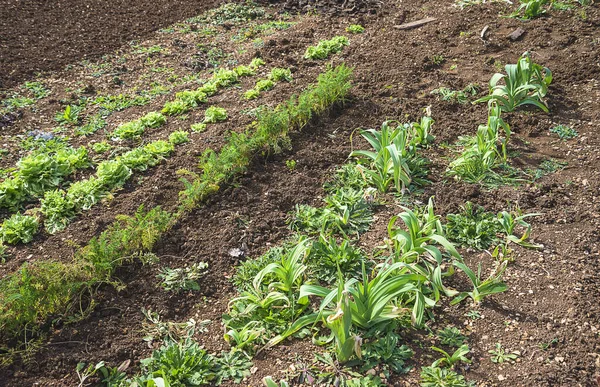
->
[
  {"left": 0, "top": 213, "right": 39, "bottom": 244},
  {"left": 304, "top": 36, "right": 349, "bottom": 60}
]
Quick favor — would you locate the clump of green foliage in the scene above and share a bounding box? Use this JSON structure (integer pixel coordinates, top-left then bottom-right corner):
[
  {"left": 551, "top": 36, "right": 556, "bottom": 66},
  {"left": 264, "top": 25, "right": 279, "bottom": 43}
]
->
[
  {"left": 92, "top": 141, "right": 112, "bottom": 153},
  {"left": 304, "top": 36, "right": 350, "bottom": 60},
  {"left": 0, "top": 146, "right": 89, "bottom": 211},
  {"left": 549, "top": 124, "right": 577, "bottom": 139},
  {"left": 269, "top": 68, "right": 293, "bottom": 82},
  {"left": 75, "top": 114, "right": 106, "bottom": 136},
  {"left": 445, "top": 202, "right": 504, "bottom": 250},
  {"left": 346, "top": 24, "right": 365, "bottom": 34},
  {"left": 158, "top": 262, "right": 209, "bottom": 291},
  {"left": 55, "top": 105, "right": 83, "bottom": 126},
  {"left": 475, "top": 53, "right": 552, "bottom": 112},
  {"left": 350, "top": 118, "right": 432, "bottom": 194},
  {"left": 203, "top": 106, "right": 228, "bottom": 123},
  {"left": 420, "top": 365, "right": 470, "bottom": 386},
  {"left": 431, "top": 84, "right": 478, "bottom": 104},
  {"left": 196, "top": 2, "right": 265, "bottom": 25},
  {"left": 437, "top": 327, "right": 468, "bottom": 347},
  {"left": 0, "top": 213, "right": 39, "bottom": 244},
  {"left": 447, "top": 104, "right": 512, "bottom": 184},
  {"left": 169, "top": 130, "right": 190, "bottom": 145},
  {"left": 510, "top": 0, "right": 548, "bottom": 19}
]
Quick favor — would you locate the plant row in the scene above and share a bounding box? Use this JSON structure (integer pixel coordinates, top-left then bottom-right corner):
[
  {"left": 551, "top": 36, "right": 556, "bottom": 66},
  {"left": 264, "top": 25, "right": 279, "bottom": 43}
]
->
[{"left": 0, "top": 63, "right": 354, "bottom": 364}]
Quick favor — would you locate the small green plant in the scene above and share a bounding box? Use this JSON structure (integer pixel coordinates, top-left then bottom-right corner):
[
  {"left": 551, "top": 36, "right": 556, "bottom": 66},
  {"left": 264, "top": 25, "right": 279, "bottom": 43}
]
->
[
  {"left": 243, "top": 89, "right": 260, "bottom": 100},
  {"left": 304, "top": 36, "right": 350, "bottom": 60},
  {"left": 203, "top": 106, "right": 228, "bottom": 123},
  {"left": 140, "top": 111, "right": 167, "bottom": 128},
  {"left": 0, "top": 213, "right": 39, "bottom": 244},
  {"left": 307, "top": 235, "right": 366, "bottom": 284},
  {"left": 445, "top": 202, "right": 504, "bottom": 250},
  {"left": 510, "top": 0, "right": 549, "bottom": 19},
  {"left": 549, "top": 124, "right": 577, "bottom": 139},
  {"left": 92, "top": 141, "right": 112, "bottom": 153},
  {"left": 431, "top": 55, "right": 445, "bottom": 66},
  {"left": 112, "top": 120, "right": 145, "bottom": 140},
  {"left": 431, "top": 84, "right": 478, "bottom": 104},
  {"left": 263, "top": 376, "right": 290, "bottom": 387},
  {"left": 76, "top": 360, "right": 128, "bottom": 387},
  {"left": 255, "top": 79, "right": 275, "bottom": 92},
  {"left": 360, "top": 331, "right": 413, "bottom": 374},
  {"left": 191, "top": 122, "right": 208, "bottom": 133},
  {"left": 137, "top": 339, "right": 216, "bottom": 385},
  {"left": 169, "top": 130, "right": 190, "bottom": 145},
  {"left": 75, "top": 114, "right": 106, "bottom": 136},
  {"left": 55, "top": 105, "right": 83, "bottom": 125},
  {"left": 437, "top": 327, "right": 467, "bottom": 348},
  {"left": 214, "top": 349, "right": 253, "bottom": 384},
  {"left": 474, "top": 53, "right": 552, "bottom": 112},
  {"left": 420, "top": 365, "right": 470, "bottom": 387},
  {"left": 285, "top": 159, "right": 297, "bottom": 171},
  {"left": 346, "top": 24, "right": 365, "bottom": 34},
  {"left": 431, "top": 344, "right": 471, "bottom": 369},
  {"left": 452, "top": 261, "right": 508, "bottom": 304},
  {"left": 489, "top": 343, "right": 519, "bottom": 363},
  {"left": 158, "top": 262, "right": 209, "bottom": 291},
  {"left": 539, "top": 338, "right": 559, "bottom": 351},
  {"left": 269, "top": 68, "right": 293, "bottom": 82}
]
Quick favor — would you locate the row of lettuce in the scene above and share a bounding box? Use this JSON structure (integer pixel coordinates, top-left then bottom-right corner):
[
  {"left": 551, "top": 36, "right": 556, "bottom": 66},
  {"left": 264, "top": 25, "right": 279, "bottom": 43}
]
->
[{"left": 0, "top": 59, "right": 271, "bottom": 246}]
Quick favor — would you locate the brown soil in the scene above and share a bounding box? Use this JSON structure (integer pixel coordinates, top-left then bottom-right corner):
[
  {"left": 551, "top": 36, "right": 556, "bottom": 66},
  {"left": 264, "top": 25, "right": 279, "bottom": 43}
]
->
[
  {"left": 1, "top": 1, "right": 600, "bottom": 386},
  {"left": 0, "top": 0, "right": 223, "bottom": 89}
]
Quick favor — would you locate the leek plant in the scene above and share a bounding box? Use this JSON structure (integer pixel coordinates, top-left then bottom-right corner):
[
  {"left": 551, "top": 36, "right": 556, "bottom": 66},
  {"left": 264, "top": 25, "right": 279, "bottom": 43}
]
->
[{"left": 475, "top": 53, "right": 552, "bottom": 112}]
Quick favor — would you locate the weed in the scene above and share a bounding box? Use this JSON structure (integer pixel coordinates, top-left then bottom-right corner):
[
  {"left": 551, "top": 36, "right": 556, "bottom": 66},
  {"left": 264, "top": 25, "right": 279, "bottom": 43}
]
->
[
  {"left": 432, "top": 344, "right": 471, "bottom": 369},
  {"left": 465, "top": 310, "right": 481, "bottom": 320},
  {"left": 549, "top": 124, "right": 577, "bottom": 139},
  {"left": 437, "top": 327, "right": 467, "bottom": 348},
  {"left": 285, "top": 159, "right": 297, "bottom": 171},
  {"left": 346, "top": 24, "right": 365, "bottom": 34},
  {"left": 539, "top": 338, "right": 559, "bottom": 350},
  {"left": 529, "top": 159, "right": 567, "bottom": 180},
  {"left": 420, "top": 365, "right": 470, "bottom": 387},
  {"left": 232, "top": 246, "right": 285, "bottom": 292},
  {"left": 475, "top": 53, "right": 552, "bottom": 112},
  {"left": 55, "top": 105, "right": 83, "bottom": 126},
  {"left": 360, "top": 331, "right": 413, "bottom": 374},
  {"left": 431, "top": 84, "right": 478, "bottom": 104},
  {"left": 489, "top": 343, "right": 519, "bottom": 363},
  {"left": 75, "top": 114, "right": 106, "bottom": 136},
  {"left": 136, "top": 339, "right": 216, "bottom": 385},
  {"left": 0, "top": 213, "right": 39, "bottom": 244},
  {"left": 24, "top": 81, "right": 50, "bottom": 99},
  {"left": 214, "top": 350, "right": 253, "bottom": 384},
  {"left": 169, "top": 130, "right": 190, "bottom": 145},
  {"left": 158, "top": 262, "right": 209, "bottom": 291},
  {"left": 431, "top": 55, "right": 446, "bottom": 66},
  {"left": 445, "top": 202, "right": 504, "bottom": 250},
  {"left": 307, "top": 235, "right": 366, "bottom": 284},
  {"left": 290, "top": 188, "right": 373, "bottom": 237},
  {"left": 197, "top": 2, "right": 265, "bottom": 25},
  {"left": 304, "top": 36, "right": 349, "bottom": 60}
]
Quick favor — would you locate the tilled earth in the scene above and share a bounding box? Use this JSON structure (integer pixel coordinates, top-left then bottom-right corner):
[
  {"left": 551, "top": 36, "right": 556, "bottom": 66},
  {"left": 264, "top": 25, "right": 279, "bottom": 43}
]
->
[{"left": 0, "top": 1, "right": 599, "bottom": 386}]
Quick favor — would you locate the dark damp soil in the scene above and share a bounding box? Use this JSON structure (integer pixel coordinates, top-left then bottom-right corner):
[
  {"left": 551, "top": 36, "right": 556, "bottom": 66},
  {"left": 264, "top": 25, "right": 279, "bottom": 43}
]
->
[
  {"left": 1, "top": 0, "right": 600, "bottom": 386},
  {"left": 0, "top": 0, "right": 223, "bottom": 89}
]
